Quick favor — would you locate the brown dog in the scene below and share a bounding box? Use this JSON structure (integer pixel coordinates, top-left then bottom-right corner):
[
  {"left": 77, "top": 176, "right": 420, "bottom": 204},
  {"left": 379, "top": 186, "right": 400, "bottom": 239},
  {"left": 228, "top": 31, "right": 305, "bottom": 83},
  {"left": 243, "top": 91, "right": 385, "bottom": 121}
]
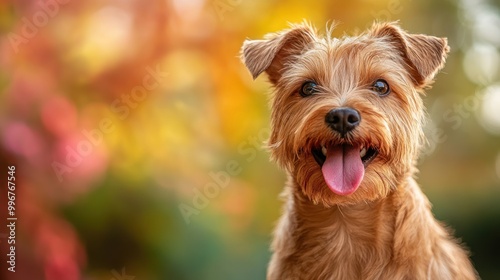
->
[{"left": 240, "top": 22, "right": 478, "bottom": 279}]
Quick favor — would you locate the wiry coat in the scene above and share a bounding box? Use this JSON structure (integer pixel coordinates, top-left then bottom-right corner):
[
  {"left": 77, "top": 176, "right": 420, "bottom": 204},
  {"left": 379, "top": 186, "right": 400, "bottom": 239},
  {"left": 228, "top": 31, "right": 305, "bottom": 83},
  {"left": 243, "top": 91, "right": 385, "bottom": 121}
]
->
[{"left": 241, "top": 22, "right": 478, "bottom": 280}]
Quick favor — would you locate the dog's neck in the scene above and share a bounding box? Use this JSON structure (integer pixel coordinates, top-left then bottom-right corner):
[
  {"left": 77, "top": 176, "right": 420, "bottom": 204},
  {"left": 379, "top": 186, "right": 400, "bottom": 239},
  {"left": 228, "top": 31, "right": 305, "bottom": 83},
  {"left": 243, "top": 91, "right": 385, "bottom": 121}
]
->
[
  {"left": 291, "top": 183, "right": 397, "bottom": 247},
  {"left": 286, "top": 177, "right": 442, "bottom": 262}
]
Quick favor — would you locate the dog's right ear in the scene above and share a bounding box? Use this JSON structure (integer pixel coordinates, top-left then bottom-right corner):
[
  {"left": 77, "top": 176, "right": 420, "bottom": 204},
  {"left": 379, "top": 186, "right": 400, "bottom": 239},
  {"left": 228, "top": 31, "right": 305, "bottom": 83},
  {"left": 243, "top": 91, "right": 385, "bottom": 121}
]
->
[{"left": 240, "top": 23, "right": 316, "bottom": 84}]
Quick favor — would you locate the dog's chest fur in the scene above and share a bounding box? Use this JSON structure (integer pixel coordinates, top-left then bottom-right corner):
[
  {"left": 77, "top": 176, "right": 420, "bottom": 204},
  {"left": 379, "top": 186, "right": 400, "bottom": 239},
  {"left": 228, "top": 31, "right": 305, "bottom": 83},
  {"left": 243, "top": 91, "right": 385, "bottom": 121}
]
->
[{"left": 268, "top": 177, "right": 473, "bottom": 280}]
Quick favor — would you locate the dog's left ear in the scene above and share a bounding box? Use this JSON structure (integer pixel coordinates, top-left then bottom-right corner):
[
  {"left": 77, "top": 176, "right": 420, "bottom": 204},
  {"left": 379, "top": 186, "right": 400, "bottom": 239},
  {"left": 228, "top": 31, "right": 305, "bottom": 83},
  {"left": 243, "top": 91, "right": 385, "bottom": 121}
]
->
[
  {"left": 371, "top": 22, "right": 450, "bottom": 87},
  {"left": 240, "top": 23, "right": 316, "bottom": 84}
]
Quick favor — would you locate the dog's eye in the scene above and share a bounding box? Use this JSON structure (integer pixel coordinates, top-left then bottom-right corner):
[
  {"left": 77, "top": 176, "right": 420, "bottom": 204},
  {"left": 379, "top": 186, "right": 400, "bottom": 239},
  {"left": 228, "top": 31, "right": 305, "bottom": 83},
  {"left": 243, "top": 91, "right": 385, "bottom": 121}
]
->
[
  {"left": 300, "top": 81, "right": 319, "bottom": 97},
  {"left": 372, "top": 79, "right": 390, "bottom": 96}
]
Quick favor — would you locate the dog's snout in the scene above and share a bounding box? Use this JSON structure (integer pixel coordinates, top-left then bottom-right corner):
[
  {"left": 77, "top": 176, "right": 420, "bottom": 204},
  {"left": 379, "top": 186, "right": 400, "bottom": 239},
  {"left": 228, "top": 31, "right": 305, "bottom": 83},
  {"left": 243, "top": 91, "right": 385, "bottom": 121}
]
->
[{"left": 325, "top": 107, "right": 360, "bottom": 135}]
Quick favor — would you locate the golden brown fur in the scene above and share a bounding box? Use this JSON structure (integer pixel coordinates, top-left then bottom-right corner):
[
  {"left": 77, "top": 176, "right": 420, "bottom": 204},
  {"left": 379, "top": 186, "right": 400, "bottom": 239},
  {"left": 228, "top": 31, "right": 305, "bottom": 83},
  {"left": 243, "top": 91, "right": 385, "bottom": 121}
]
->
[{"left": 241, "top": 22, "right": 478, "bottom": 279}]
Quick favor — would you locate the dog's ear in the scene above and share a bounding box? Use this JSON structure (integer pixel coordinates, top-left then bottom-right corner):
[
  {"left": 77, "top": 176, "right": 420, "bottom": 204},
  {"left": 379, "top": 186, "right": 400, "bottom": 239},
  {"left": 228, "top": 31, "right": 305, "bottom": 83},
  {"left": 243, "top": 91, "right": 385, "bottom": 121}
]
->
[
  {"left": 240, "top": 23, "right": 316, "bottom": 84},
  {"left": 370, "top": 22, "right": 450, "bottom": 87}
]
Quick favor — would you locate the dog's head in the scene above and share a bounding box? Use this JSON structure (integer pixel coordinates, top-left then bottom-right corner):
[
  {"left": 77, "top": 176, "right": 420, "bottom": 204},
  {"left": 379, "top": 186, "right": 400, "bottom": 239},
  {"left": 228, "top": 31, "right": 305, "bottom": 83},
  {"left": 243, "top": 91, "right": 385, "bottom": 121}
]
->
[{"left": 241, "top": 22, "right": 449, "bottom": 206}]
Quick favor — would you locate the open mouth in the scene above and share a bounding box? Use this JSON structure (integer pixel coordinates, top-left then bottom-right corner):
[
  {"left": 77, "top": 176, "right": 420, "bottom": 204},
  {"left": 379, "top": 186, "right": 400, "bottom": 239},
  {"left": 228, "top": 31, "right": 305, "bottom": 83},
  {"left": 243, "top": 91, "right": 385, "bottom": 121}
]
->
[
  {"left": 311, "top": 144, "right": 379, "bottom": 196},
  {"left": 312, "top": 144, "right": 378, "bottom": 168}
]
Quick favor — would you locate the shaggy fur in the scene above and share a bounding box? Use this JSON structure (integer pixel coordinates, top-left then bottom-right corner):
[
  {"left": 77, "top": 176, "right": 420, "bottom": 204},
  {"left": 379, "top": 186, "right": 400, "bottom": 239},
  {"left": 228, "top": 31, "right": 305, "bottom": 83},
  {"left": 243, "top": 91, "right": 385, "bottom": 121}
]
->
[{"left": 241, "top": 22, "right": 478, "bottom": 280}]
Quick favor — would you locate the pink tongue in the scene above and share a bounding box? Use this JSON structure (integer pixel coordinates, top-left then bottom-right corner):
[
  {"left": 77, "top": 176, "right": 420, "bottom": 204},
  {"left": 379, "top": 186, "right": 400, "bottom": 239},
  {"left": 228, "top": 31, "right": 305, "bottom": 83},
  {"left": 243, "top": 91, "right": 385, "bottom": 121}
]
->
[{"left": 321, "top": 144, "right": 364, "bottom": 195}]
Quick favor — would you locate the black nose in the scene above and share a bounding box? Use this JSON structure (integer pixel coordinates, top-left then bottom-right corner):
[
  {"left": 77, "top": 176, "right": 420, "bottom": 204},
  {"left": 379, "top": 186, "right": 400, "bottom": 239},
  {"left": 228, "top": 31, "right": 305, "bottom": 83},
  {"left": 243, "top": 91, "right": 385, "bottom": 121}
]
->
[{"left": 325, "top": 107, "right": 361, "bottom": 136}]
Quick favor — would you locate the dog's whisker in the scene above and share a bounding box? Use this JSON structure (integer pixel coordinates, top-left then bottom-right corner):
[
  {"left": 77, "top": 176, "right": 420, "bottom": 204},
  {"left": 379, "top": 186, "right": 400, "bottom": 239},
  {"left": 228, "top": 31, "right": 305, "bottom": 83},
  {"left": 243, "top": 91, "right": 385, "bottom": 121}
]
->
[{"left": 336, "top": 205, "right": 345, "bottom": 218}]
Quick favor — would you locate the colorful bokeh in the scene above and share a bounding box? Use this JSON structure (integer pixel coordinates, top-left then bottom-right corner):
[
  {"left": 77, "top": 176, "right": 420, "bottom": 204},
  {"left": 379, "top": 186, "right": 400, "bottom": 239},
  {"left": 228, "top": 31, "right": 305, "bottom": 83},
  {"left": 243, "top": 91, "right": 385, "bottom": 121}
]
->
[{"left": 0, "top": 0, "right": 499, "bottom": 279}]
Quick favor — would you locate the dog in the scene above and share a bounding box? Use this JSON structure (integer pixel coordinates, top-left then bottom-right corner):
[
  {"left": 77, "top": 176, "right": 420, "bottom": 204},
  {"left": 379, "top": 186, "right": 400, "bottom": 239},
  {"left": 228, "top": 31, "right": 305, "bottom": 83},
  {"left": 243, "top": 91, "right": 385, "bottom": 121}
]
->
[{"left": 240, "top": 22, "right": 478, "bottom": 279}]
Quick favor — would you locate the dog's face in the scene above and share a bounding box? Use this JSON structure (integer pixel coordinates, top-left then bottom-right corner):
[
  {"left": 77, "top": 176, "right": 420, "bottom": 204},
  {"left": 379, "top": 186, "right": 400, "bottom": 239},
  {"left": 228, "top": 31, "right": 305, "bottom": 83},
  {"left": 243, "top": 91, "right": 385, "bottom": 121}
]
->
[{"left": 241, "top": 22, "right": 449, "bottom": 206}]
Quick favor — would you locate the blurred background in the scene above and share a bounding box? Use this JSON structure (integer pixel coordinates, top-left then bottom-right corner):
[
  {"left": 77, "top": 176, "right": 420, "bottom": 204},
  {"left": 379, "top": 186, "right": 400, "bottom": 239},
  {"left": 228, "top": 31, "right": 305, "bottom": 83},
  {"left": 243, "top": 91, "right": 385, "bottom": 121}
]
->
[{"left": 0, "top": 0, "right": 499, "bottom": 279}]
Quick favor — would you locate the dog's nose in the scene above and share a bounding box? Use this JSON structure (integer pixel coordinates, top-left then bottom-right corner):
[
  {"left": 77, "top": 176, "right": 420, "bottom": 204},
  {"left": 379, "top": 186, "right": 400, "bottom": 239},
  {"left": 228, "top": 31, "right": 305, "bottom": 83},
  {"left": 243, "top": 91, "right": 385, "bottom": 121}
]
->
[{"left": 325, "top": 107, "right": 361, "bottom": 135}]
